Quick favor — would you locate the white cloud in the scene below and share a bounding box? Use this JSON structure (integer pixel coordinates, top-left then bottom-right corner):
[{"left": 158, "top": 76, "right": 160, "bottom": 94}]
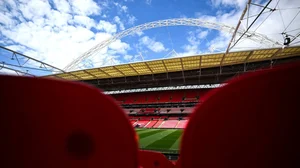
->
[
  {"left": 96, "top": 20, "right": 117, "bottom": 34},
  {"left": 139, "top": 36, "right": 168, "bottom": 53},
  {"left": 0, "top": 68, "right": 19, "bottom": 76},
  {"left": 114, "top": 2, "right": 128, "bottom": 13},
  {"left": 109, "top": 40, "right": 131, "bottom": 54},
  {"left": 53, "top": 0, "right": 71, "bottom": 13},
  {"left": 47, "top": 10, "right": 73, "bottom": 27},
  {"left": 0, "top": 0, "right": 131, "bottom": 71},
  {"left": 0, "top": 13, "right": 14, "bottom": 26},
  {"left": 176, "top": 29, "right": 212, "bottom": 57},
  {"left": 69, "top": 0, "right": 101, "bottom": 16},
  {"left": 73, "top": 15, "right": 96, "bottom": 29},
  {"left": 114, "top": 16, "right": 125, "bottom": 31},
  {"left": 127, "top": 15, "right": 137, "bottom": 25},
  {"left": 122, "top": 6, "right": 128, "bottom": 13},
  {"left": 19, "top": 0, "right": 52, "bottom": 20},
  {"left": 198, "top": 30, "right": 209, "bottom": 39},
  {"left": 136, "top": 31, "right": 144, "bottom": 36},
  {"left": 179, "top": 31, "right": 202, "bottom": 56},
  {"left": 206, "top": 32, "right": 231, "bottom": 52}
]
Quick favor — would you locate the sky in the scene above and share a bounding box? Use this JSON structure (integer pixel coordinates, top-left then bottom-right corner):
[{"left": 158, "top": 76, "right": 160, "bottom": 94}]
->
[{"left": 0, "top": 0, "right": 300, "bottom": 75}]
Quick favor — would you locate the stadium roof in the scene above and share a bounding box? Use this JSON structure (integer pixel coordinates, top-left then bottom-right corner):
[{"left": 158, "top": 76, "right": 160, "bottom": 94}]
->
[{"left": 48, "top": 46, "right": 300, "bottom": 81}]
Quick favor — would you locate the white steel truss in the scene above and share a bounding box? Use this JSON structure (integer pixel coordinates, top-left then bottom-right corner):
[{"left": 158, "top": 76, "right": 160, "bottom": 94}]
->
[{"left": 64, "top": 18, "right": 282, "bottom": 71}]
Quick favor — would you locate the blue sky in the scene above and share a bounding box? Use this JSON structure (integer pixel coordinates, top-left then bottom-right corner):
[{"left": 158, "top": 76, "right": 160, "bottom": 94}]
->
[{"left": 0, "top": 0, "right": 300, "bottom": 75}]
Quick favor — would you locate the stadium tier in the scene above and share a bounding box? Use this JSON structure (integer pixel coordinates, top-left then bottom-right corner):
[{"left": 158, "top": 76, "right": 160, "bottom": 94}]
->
[
  {"left": 112, "top": 89, "right": 205, "bottom": 129},
  {"left": 111, "top": 89, "right": 210, "bottom": 105},
  {"left": 118, "top": 89, "right": 205, "bottom": 128}
]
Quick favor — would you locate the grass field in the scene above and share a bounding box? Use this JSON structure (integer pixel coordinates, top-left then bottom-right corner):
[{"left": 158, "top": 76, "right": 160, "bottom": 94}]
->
[{"left": 135, "top": 129, "right": 183, "bottom": 153}]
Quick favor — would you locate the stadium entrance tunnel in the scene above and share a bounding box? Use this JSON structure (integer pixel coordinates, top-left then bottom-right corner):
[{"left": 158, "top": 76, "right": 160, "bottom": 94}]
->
[{"left": 1, "top": 61, "right": 300, "bottom": 167}]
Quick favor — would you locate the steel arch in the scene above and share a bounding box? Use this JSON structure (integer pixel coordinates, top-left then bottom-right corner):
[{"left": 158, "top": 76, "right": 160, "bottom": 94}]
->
[{"left": 64, "top": 18, "right": 281, "bottom": 71}]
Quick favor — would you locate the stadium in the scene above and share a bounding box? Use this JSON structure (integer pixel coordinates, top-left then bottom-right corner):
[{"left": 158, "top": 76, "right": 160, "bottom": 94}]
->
[
  {"left": 1, "top": 0, "right": 300, "bottom": 167},
  {"left": 50, "top": 46, "right": 300, "bottom": 160}
]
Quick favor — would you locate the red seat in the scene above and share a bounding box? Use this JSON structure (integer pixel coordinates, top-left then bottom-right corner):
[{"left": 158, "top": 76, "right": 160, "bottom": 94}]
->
[
  {"left": 146, "top": 92, "right": 159, "bottom": 103},
  {"left": 0, "top": 76, "right": 139, "bottom": 168},
  {"left": 158, "top": 91, "right": 171, "bottom": 103},
  {"left": 179, "top": 62, "right": 300, "bottom": 168},
  {"left": 170, "top": 91, "right": 184, "bottom": 102}
]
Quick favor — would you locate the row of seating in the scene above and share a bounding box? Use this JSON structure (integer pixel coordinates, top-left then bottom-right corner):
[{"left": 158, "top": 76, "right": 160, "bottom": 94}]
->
[
  {"left": 130, "top": 118, "right": 189, "bottom": 128},
  {"left": 112, "top": 89, "right": 209, "bottom": 104},
  {"left": 124, "top": 107, "right": 194, "bottom": 114},
  {"left": 130, "top": 116, "right": 189, "bottom": 120}
]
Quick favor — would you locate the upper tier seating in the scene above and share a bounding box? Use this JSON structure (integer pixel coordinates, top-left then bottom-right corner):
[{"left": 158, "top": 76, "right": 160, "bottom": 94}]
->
[
  {"left": 146, "top": 92, "right": 159, "bottom": 103},
  {"left": 111, "top": 89, "right": 210, "bottom": 105},
  {"left": 170, "top": 91, "right": 184, "bottom": 102},
  {"left": 158, "top": 91, "right": 171, "bottom": 102},
  {"left": 185, "top": 90, "right": 198, "bottom": 99},
  {"left": 198, "top": 89, "right": 209, "bottom": 102}
]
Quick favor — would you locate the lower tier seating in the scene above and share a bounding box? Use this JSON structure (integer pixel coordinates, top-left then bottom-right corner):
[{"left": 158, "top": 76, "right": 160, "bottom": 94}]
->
[
  {"left": 152, "top": 120, "right": 164, "bottom": 128},
  {"left": 144, "top": 120, "right": 157, "bottom": 128},
  {"left": 159, "top": 120, "right": 179, "bottom": 128},
  {"left": 134, "top": 120, "right": 150, "bottom": 127},
  {"left": 129, "top": 116, "right": 190, "bottom": 128},
  {"left": 176, "top": 120, "right": 188, "bottom": 128}
]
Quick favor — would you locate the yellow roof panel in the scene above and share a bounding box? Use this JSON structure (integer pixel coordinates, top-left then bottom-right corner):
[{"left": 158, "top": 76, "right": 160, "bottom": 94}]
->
[
  {"left": 147, "top": 60, "right": 164, "bottom": 65},
  {"left": 249, "top": 54, "right": 273, "bottom": 60},
  {"left": 226, "top": 51, "right": 250, "bottom": 57},
  {"left": 202, "top": 54, "right": 223, "bottom": 60},
  {"left": 152, "top": 69, "right": 167, "bottom": 73},
  {"left": 201, "top": 62, "right": 220, "bottom": 66},
  {"left": 254, "top": 49, "right": 277, "bottom": 54},
  {"left": 282, "top": 47, "right": 300, "bottom": 53},
  {"left": 86, "top": 69, "right": 100, "bottom": 73},
  {"left": 47, "top": 46, "right": 300, "bottom": 80},
  {"left": 182, "top": 56, "right": 200, "bottom": 61}
]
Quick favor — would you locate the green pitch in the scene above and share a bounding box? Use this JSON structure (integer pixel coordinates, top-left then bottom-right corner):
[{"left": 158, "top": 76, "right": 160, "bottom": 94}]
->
[{"left": 135, "top": 129, "right": 183, "bottom": 153}]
